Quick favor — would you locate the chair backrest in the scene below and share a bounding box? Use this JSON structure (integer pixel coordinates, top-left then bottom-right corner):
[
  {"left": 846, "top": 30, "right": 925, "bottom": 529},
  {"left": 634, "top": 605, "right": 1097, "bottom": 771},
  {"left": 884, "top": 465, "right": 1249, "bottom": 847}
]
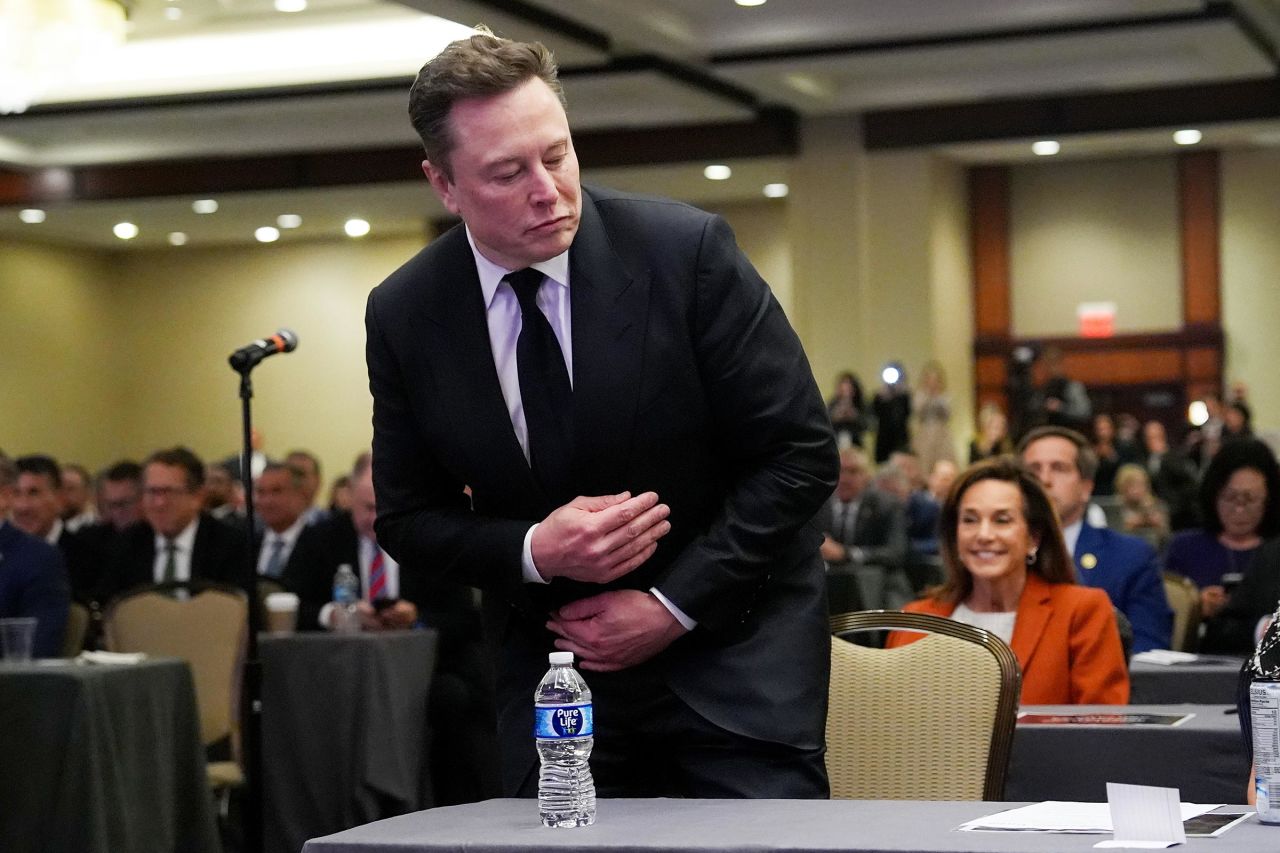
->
[
  {"left": 103, "top": 583, "right": 248, "bottom": 750},
  {"left": 61, "top": 601, "right": 91, "bottom": 657},
  {"left": 827, "top": 609, "right": 1021, "bottom": 801},
  {"left": 1163, "top": 571, "right": 1201, "bottom": 652}
]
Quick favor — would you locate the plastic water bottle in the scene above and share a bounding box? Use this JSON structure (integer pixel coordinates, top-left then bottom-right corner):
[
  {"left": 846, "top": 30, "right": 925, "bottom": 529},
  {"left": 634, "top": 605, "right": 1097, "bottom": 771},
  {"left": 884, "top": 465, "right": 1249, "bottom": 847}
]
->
[
  {"left": 534, "top": 651, "right": 595, "bottom": 827},
  {"left": 1248, "top": 609, "right": 1280, "bottom": 824},
  {"left": 331, "top": 563, "right": 359, "bottom": 633}
]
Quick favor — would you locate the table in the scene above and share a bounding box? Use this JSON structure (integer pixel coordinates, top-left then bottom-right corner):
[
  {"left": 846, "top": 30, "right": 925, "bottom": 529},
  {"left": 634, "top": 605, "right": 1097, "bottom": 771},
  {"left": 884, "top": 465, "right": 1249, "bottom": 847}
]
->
[
  {"left": 0, "top": 657, "right": 220, "bottom": 853},
  {"left": 1130, "top": 657, "right": 1246, "bottom": 704},
  {"left": 1007, "top": 703, "right": 1248, "bottom": 803},
  {"left": 302, "top": 798, "right": 1277, "bottom": 853},
  {"left": 260, "top": 630, "right": 438, "bottom": 853}
]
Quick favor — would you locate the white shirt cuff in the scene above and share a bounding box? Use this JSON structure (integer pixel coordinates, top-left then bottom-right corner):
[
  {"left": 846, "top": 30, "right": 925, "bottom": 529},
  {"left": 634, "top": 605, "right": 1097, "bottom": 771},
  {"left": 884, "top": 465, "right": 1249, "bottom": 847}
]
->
[
  {"left": 651, "top": 587, "right": 697, "bottom": 630},
  {"left": 318, "top": 602, "right": 335, "bottom": 630},
  {"left": 522, "top": 524, "right": 548, "bottom": 584}
]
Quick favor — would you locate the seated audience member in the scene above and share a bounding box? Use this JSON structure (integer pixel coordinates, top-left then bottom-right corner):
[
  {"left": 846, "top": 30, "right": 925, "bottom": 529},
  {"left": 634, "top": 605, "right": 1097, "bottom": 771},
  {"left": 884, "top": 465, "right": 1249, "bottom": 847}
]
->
[
  {"left": 12, "top": 455, "right": 101, "bottom": 604},
  {"left": 282, "top": 455, "right": 497, "bottom": 804},
  {"left": 819, "top": 447, "right": 911, "bottom": 609},
  {"left": 1206, "top": 537, "right": 1280, "bottom": 654},
  {"left": 968, "top": 403, "right": 1013, "bottom": 464},
  {"left": 60, "top": 463, "right": 96, "bottom": 532},
  {"left": 97, "top": 447, "right": 248, "bottom": 602},
  {"left": 887, "top": 457, "right": 1130, "bottom": 704},
  {"left": 285, "top": 450, "right": 328, "bottom": 525},
  {"left": 203, "top": 462, "right": 244, "bottom": 525},
  {"left": 253, "top": 463, "right": 310, "bottom": 578},
  {"left": 1142, "top": 420, "right": 1200, "bottom": 530},
  {"left": 1221, "top": 400, "right": 1254, "bottom": 445},
  {"left": 221, "top": 426, "right": 270, "bottom": 483},
  {"left": 1113, "top": 464, "right": 1170, "bottom": 551},
  {"left": 1020, "top": 427, "right": 1172, "bottom": 653},
  {"left": 1164, "top": 438, "right": 1280, "bottom": 639},
  {"left": 93, "top": 461, "right": 144, "bottom": 533},
  {"left": 907, "top": 459, "right": 958, "bottom": 558},
  {"left": 0, "top": 454, "right": 69, "bottom": 657},
  {"left": 327, "top": 475, "right": 353, "bottom": 514},
  {"left": 1091, "top": 413, "right": 1131, "bottom": 497}
]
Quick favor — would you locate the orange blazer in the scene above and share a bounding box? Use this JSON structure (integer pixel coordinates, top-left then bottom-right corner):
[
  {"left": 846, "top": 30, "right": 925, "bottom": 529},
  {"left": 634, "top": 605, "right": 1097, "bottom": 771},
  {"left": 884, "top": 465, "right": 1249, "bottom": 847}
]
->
[{"left": 886, "top": 572, "right": 1130, "bottom": 705}]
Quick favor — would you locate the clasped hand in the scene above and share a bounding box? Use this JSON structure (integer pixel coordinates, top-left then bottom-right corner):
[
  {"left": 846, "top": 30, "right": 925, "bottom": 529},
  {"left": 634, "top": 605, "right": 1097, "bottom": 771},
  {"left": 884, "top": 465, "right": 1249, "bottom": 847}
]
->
[{"left": 530, "top": 491, "right": 671, "bottom": 583}]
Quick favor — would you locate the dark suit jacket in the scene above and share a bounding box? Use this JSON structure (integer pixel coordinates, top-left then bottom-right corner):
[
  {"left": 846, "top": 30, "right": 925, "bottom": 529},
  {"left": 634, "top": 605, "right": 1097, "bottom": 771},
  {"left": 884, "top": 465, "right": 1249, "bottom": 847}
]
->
[
  {"left": 1203, "top": 535, "right": 1280, "bottom": 654},
  {"left": 1074, "top": 523, "right": 1172, "bottom": 653},
  {"left": 366, "top": 185, "right": 838, "bottom": 791},
  {"left": 0, "top": 521, "right": 70, "bottom": 657},
  {"left": 53, "top": 524, "right": 104, "bottom": 605},
  {"left": 97, "top": 514, "right": 250, "bottom": 603},
  {"left": 820, "top": 488, "right": 909, "bottom": 568}
]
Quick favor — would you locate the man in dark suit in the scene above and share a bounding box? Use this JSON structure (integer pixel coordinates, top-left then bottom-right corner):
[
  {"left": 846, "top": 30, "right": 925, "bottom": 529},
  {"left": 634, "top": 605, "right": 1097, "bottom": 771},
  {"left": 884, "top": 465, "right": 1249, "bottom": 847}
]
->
[
  {"left": 819, "top": 447, "right": 911, "bottom": 609},
  {"left": 283, "top": 457, "right": 498, "bottom": 804},
  {"left": 367, "top": 31, "right": 837, "bottom": 799},
  {"left": 1020, "top": 426, "right": 1172, "bottom": 652},
  {"left": 12, "top": 454, "right": 100, "bottom": 604},
  {"left": 0, "top": 454, "right": 70, "bottom": 657},
  {"left": 97, "top": 447, "right": 248, "bottom": 602}
]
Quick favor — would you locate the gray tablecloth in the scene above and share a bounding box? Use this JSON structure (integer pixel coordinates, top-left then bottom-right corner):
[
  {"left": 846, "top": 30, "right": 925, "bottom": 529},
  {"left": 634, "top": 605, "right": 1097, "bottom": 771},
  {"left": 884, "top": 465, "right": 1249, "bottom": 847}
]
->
[
  {"left": 302, "top": 798, "right": 1276, "bottom": 853},
  {"left": 0, "top": 657, "right": 219, "bottom": 853},
  {"left": 261, "top": 630, "right": 438, "bottom": 853},
  {"left": 1130, "top": 657, "right": 1246, "bottom": 704},
  {"left": 1007, "top": 703, "right": 1248, "bottom": 803}
]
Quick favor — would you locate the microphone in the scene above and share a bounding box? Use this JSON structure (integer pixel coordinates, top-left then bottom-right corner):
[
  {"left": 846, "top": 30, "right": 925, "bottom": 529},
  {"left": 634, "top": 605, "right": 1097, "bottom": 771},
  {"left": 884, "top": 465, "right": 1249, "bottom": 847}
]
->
[{"left": 229, "top": 328, "right": 299, "bottom": 371}]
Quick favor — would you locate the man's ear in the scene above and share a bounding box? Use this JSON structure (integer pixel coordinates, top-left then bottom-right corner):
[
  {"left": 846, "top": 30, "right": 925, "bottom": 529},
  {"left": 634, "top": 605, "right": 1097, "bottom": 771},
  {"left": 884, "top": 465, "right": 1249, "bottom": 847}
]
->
[{"left": 422, "top": 160, "right": 460, "bottom": 216}]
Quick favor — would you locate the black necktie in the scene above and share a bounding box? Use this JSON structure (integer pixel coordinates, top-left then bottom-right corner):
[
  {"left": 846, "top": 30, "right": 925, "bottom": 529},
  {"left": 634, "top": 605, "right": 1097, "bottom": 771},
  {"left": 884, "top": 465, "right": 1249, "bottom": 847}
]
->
[{"left": 507, "top": 268, "right": 574, "bottom": 504}]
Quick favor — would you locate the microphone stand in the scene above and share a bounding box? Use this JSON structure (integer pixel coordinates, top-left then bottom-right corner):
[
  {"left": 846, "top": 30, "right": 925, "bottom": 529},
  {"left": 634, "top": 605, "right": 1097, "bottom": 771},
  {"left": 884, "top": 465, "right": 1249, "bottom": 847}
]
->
[{"left": 231, "top": 362, "right": 265, "bottom": 853}]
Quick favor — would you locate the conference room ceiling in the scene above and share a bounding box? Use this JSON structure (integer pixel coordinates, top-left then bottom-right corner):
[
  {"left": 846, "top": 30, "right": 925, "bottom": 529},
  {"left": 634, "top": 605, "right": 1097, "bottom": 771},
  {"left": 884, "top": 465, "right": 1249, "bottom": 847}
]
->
[{"left": 1, "top": 0, "right": 1278, "bottom": 248}]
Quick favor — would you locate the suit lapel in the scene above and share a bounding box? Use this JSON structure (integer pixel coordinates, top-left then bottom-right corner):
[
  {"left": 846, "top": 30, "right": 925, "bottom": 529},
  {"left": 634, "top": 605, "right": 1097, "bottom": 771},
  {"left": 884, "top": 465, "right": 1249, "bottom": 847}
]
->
[
  {"left": 412, "top": 227, "right": 540, "bottom": 502},
  {"left": 567, "top": 191, "right": 646, "bottom": 494},
  {"left": 1010, "top": 573, "right": 1053, "bottom": 672}
]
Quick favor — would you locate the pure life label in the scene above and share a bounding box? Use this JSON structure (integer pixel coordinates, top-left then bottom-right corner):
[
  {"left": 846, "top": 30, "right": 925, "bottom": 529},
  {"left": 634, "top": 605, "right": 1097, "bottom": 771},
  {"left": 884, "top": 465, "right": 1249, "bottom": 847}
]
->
[{"left": 535, "top": 703, "right": 594, "bottom": 738}]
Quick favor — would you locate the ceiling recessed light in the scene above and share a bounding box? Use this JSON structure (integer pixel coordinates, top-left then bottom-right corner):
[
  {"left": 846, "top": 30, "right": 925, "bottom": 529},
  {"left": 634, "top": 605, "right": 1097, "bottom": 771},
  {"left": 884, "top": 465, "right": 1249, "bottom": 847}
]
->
[
  {"left": 18, "top": 208, "right": 45, "bottom": 224},
  {"left": 735, "top": 0, "right": 767, "bottom": 6},
  {"left": 255, "top": 226, "right": 281, "bottom": 243},
  {"left": 113, "top": 222, "right": 139, "bottom": 240},
  {"left": 192, "top": 199, "right": 218, "bottom": 214},
  {"left": 168, "top": 232, "right": 188, "bottom": 246},
  {"left": 275, "top": 0, "right": 307, "bottom": 12},
  {"left": 164, "top": 6, "right": 182, "bottom": 20},
  {"left": 704, "top": 164, "right": 732, "bottom": 181},
  {"left": 763, "top": 183, "right": 789, "bottom": 199},
  {"left": 277, "top": 214, "right": 302, "bottom": 229},
  {"left": 344, "top": 218, "right": 371, "bottom": 238},
  {"left": 1031, "top": 140, "right": 1060, "bottom": 156},
  {"left": 1173, "top": 129, "right": 1202, "bottom": 146}
]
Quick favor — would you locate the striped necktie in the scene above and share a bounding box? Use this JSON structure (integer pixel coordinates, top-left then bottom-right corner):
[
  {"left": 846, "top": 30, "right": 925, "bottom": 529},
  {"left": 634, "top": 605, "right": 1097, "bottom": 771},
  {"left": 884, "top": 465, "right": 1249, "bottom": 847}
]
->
[{"left": 368, "top": 548, "right": 386, "bottom": 601}]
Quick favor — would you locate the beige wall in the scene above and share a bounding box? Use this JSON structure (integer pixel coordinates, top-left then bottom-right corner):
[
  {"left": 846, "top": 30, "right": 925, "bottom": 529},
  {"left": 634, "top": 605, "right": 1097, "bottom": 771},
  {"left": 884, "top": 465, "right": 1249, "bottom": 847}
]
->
[
  {"left": 1222, "top": 147, "right": 1280, "bottom": 433},
  {"left": 706, "top": 199, "right": 794, "bottom": 318},
  {"left": 1009, "top": 156, "right": 1182, "bottom": 337}
]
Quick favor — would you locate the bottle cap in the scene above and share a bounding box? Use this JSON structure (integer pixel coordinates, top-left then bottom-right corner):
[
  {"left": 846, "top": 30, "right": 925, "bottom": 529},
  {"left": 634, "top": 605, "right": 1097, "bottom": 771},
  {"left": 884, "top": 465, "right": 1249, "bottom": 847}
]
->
[{"left": 548, "top": 651, "right": 574, "bottom": 665}]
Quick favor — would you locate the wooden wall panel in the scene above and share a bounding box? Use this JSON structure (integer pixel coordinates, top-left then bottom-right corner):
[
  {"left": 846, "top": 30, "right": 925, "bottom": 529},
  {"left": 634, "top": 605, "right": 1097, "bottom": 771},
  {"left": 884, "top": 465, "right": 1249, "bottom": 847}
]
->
[
  {"left": 1180, "top": 151, "right": 1220, "bottom": 326},
  {"left": 970, "top": 166, "right": 1010, "bottom": 338}
]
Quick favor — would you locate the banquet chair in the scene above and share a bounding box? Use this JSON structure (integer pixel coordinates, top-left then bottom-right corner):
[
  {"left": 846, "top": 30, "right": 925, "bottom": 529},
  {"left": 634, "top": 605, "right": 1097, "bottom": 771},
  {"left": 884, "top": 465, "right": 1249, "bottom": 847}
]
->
[
  {"left": 1163, "top": 571, "right": 1202, "bottom": 652},
  {"left": 60, "top": 600, "right": 91, "bottom": 657},
  {"left": 103, "top": 582, "right": 249, "bottom": 804},
  {"left": 827, "top": 610, "right": 1020, "bottom": 801}
]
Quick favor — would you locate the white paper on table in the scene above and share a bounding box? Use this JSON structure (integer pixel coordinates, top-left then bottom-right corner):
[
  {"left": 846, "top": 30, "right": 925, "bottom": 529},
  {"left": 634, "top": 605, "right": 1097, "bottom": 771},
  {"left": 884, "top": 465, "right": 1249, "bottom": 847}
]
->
[
  {"left": 1131, "top": 650, "right": 1199, "bottom": 666},
  {"left": 1094, "top": 783, "right": 1186, "bottom": 849},
  {"left": 77, "top": 650, "right": 148, "bottom": 665},
  {"left": 958, "top": 801, "right": 1219, "bottom": 834}
]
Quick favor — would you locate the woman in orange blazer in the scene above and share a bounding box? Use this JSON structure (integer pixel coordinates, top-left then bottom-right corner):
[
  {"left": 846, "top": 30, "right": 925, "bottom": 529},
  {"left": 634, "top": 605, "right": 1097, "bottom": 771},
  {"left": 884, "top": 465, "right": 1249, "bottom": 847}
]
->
[{"left": 886, "top": 457, "right": 1129, "bottom": 705}]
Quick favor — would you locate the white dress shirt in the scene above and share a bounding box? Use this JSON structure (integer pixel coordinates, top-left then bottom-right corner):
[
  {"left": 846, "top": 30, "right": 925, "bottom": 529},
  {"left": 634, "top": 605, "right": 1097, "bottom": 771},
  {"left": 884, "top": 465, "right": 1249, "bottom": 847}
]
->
[
  {"left": 464, "top": 227, "right": 694, "bottom": 630},
  {"left": 256, "top": 515, "right": 307, "bottom": 577},
  {"left": 153, "top": 518, "right": 199, "bottom": 583},
  {"left": 318, "top": 536, "right": 400, "bottom": 629}
]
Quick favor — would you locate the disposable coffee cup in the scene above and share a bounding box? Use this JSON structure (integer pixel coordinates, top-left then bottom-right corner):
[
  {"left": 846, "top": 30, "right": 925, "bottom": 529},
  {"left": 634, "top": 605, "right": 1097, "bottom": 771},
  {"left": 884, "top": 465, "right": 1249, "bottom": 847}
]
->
[
  {"left": 0, "top": 617, "right": 38, "bottom": 662},
  {"left": 265, "top": 592, "right": 299, "bottom": 635}
]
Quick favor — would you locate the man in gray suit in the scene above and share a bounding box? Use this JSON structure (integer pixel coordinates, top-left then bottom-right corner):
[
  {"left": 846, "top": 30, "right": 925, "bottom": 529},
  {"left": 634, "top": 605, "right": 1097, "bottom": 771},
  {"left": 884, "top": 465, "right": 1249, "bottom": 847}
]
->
[
  {"left": 367, "top": 29, "right": 837, "bottom": 799},
  {"left": 820, "top": 447, "right": 911, "bottom": 610}
]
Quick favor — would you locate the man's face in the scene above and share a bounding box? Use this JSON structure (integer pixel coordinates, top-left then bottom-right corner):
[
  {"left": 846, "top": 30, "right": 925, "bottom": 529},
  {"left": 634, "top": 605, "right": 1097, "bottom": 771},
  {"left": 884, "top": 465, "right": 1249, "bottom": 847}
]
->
[
  {"left": 423, "top": 77, "right": 581, "bottom": 271},
  {"left": 1021, "top": 436, "right": 1092, "bottom": 527},
  {"left": 62, "top": 469, "right": 90, "bottom": 516},
  {"left": 254, "top": 469, "right": 306, "bottom": 533},
  {"left": 835, "top": 456, "right": 869, "bottom": 502},
  {"left": 99, "top": 478, "right": 142, "bottom": 530},
  {"left": 351, "top": 472, "right": 377, "bottom": 542},
  {"left": 1144, "top": 421, "right": 1168, "bottom": 453},
  {"left": 12, "top": 472, "right": 61, "bottom": 538},
  {"left": 204, "top": 465, "right": 233, "bottom": 509},
  {"left": 287, "top": 454, "right": 320, "bottom": 505},
  {"left": 143, "top": 462, "right": 203, "bottom": 539}
]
